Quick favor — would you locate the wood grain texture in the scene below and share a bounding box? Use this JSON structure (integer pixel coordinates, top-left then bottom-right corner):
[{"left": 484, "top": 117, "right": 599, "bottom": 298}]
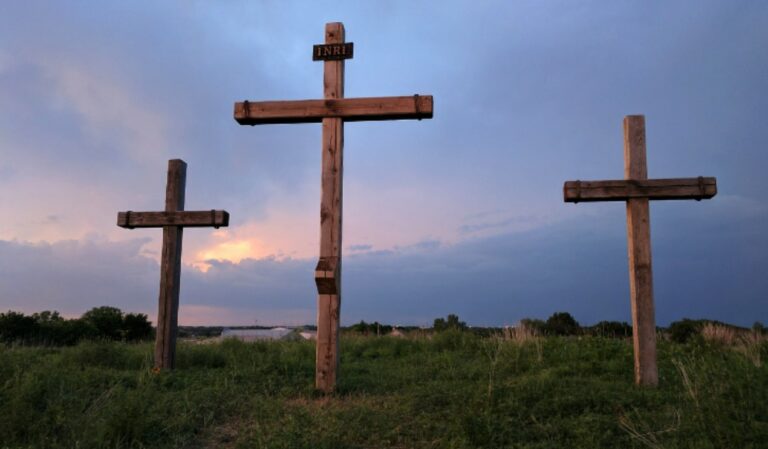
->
[
  {"left": 623, "top": 116, "right": 658, "bottom": 387},
  {"left": 117, "top": 210, "right": 229, "bottom": 228},
  {"left": 235, "top": 95, "right": 433, "bottom": 125},
  {"left": 315, "top": 22, "right": 345, "bottom": 393},
  {"left": 316, "top": 293, "right": 340, "bottom": 391},
  {"left": 155, "top": 159, "right": 186, "bottom": 371},
  {"left": 563, "top": 177, "right": 716, "bottom": 202}
]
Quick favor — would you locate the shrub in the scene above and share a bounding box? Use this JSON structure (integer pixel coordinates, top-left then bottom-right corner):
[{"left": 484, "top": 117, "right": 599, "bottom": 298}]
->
[
  {"left": 348, "top": 320, "right": 392, "bottom": 336},
  {"left": 589, "top": 321, "right": 632, "bottom": 338},
  {"left": 519, "top": 318, "right": 546, "bottom": 335},
  {"left": 123, "top": 313, "right": 153, "bottom": 342},
  {"left": 82, "top": 306, "right": 125, "bottom": 340},
  {"left": 668, "top": 319, "right": 702, "bottom": 343},
  {"left": 544, "top": 312, "right": 580, "bottom": 336},
  {"left": 0, "top": 311, "right": 36, "bottom": 344},
  {"left": 433, "top": 314, "right": 467, "bottom": 332}
]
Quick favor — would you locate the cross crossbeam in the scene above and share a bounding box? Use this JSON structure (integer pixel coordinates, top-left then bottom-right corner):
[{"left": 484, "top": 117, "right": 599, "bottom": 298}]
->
[
  {"left": 564, "top": 177, "right": 716, "bottom": 202},
  {"left": 235, "top": 95, "right": 433, "bottom": 125},
  {"left": 234, "top": 22, "right": 433, "bottom": 393},
  {"left": 117, "top": 159, "right": 230, "bottom": 370},
  {"left": 563, "top": 115, "right": 717, "bottom": 387},
  {"left": 117, "top": 210, "right": 229, "bottom": 228}
]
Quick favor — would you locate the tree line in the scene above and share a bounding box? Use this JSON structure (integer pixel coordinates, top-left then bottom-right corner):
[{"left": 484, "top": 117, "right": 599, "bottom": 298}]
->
[
  {"left": 0, "top": 307, "right": 153, "bottom": 345},
  {"left": 352, "top": 312, "right": 765, "bottom": 341},
  {"left": 3, "top": 308, "right": 764, "bottom": 346}
]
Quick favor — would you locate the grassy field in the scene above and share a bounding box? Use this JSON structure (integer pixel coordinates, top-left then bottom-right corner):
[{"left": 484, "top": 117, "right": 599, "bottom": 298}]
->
[{"left": 0, "top": 332, "right": 766, "bottom": 448}]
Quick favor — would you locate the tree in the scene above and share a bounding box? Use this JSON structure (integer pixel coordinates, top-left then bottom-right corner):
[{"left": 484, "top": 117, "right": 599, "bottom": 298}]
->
[
  {"left": 544, "top": 312, "right": 580, "bottom": 336},
  {"left": 32, "top": 310, "right": 66, "bottom": 344},
  {"left": 0, "top": 311, "right": 36, "bottom": 344},
  {"left": 59, "top": 319, "right": 97, "bottom": 345},
  {"left": 668, "top": 319, "right": 702, "bottom": 343},
  {"left": 433, "top": 314, "right": 467, "bottom": 332},
  {"left": 32, "top": 310, "right": 62, "bottom": 323},
  {"left": 123, "top": 313, "right": 153, "bottom": 341},
  {"left": 519, "top": 318, "right": 546, "bottom": 334},
  {"left": 82, "top": 306, "right": 124, "bottom": 340},
  {"left": 590, "top": 321, "right": 632, "bottom": 338}
]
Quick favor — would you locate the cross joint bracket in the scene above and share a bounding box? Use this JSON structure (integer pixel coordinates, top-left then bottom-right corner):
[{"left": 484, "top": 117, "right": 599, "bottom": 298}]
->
[{"left": 315, "top": 256, "right": 340, "bottom": 295}]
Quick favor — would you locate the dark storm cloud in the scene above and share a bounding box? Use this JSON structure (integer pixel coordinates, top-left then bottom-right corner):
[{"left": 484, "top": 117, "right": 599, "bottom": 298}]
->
[{"left": 344, "top": 196, "right": 768, "bottom": 327}]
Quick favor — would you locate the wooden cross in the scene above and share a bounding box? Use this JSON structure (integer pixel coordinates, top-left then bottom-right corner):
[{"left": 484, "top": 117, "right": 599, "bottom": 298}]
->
[
  {"left": 563, "top": 115, "right": 717, "bottom": 386},
  {"left": 117, "top": 159, "right": 230, "bottom": 370},
  {"left": 234, "top": 22, "right": 433, "bottom": 392}
]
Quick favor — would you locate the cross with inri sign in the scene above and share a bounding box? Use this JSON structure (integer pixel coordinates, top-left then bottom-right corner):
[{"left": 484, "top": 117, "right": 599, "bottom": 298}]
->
[
  {"left": 563, "top": 115, "right": 717, "bottom": 386},
  {"left": 234, "top": 22, "right": 433, "bottom": 392}
]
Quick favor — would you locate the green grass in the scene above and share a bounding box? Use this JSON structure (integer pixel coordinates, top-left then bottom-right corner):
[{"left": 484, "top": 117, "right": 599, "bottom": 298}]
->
[{"left": 1, "top": 333, "right": 766, "bottom": 448}]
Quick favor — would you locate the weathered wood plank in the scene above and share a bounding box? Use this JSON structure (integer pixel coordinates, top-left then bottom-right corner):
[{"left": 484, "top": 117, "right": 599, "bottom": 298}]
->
[
  {"left": 155, "top": 159, "right": 186, "bottom": 371},
  {"left": 234, "top": 95, "right": 433, "bottom": 125},
  {"left": 117, "top": 210, "right": 230, "bottom": 228},
  {"left": 315, "top": 22, "right": 345, "bottom": 394},
  {"left": 623, "top": 115, "right": 658, "bottom": 387},
  {"left": 563, "top": 177, "right": 716, "bottom": 202}
]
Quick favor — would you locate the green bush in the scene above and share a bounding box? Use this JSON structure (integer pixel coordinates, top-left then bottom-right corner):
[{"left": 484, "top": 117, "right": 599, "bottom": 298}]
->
[
  {"left": 544, "top": 312, "right": 581, "bottom": 336},
  {"left": 589, "top": 321, "right": 632, "bottom": 338},
  {"left": 668, "top": 319, "right": 703, "bottom": 343},
  {"left": 433, "top": 313, "right": 467, "bottom": 332}
]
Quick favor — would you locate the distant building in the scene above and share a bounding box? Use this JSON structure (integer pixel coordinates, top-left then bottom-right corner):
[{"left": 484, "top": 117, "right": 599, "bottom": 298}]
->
[
  {"left": 220, "top": 327, "right": 296, "bottom": 342},
  {"left": 299, "top": 331, "right": 317, "bottom": 340},
  {"left": 389, "top": 328, "right": 405, "bottom": 337}
]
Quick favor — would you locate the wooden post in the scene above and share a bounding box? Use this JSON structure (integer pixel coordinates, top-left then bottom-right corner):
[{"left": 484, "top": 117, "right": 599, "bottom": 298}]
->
[
  {"left": 316, "top": 22, "right": 345, "bottom": 392},
  {"left": 563, "top": 115, "right": 717, "bottom": 387},
  {"left": 623, "top": 116, "right": 657, "bottom": 386},
  {"left": 233, "top": 22, "right": 433, "bottom": 392},
  {"left": 117, "top": 159, "right": 230, "bottom": 370},
  {"left": 156, "top": 159, "right": 185, "bottom": 370}
]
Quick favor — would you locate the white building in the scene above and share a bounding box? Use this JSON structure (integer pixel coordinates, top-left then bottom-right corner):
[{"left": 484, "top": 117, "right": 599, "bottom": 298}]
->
[{"left": 220, "top": 327, "right": 296, "bottom": 342}]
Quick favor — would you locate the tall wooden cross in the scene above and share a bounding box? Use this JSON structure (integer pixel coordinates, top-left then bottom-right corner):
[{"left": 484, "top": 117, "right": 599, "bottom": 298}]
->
[
  {"left": 117, "top": 159, "right": 230, "bottom": 370},
  {"left": 563, "top": 115, "right": 717, "bottom": 386},
  {"left": 234, "top": 22, "right": 433, "bottom": 392}
]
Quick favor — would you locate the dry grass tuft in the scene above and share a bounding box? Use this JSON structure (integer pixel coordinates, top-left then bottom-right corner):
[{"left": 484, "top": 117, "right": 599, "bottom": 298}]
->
[
  {"left": 698, "top": 323, "right": 766, "bottom": 367},
  {"left": 735, "top": 331, "right": 766, "bottom": 368},
  {"left": 503, "top": 323, "right": 539, "bottom": 343},
  {"left": 700, "top": 323, "right": 738, "bottom": 345}
]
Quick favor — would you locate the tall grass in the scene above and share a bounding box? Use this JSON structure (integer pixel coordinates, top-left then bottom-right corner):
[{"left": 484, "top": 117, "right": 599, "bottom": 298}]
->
[{"left": 0, "top": 333, "right": 766, "bottom": 448}]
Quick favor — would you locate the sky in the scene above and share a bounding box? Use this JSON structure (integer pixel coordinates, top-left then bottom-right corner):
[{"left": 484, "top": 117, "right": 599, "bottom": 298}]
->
[{"left": 1, "top": 1, "right": 766, "bottom": 327}]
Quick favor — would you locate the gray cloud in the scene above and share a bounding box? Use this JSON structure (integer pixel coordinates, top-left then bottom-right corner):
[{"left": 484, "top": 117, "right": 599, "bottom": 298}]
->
[{"left": 1, "top": 197, "right": 763, "bottom": 327}]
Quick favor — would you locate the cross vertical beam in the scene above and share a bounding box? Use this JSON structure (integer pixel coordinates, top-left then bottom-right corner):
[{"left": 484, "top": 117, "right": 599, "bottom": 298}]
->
[
  {"left": 156, "top": 159, "right": 185, "bottom": 370},
  {"left": 624, "top": 116, "right": 657, "bottom": 386},
  {"left": 315, "top": 22, "right": 345, "bottom": 392}
]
